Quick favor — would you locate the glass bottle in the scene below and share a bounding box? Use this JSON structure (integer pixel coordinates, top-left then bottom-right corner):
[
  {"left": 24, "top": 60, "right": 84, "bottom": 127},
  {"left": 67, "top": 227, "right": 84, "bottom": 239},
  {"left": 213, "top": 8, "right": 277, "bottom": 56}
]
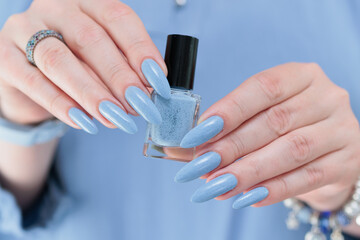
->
[{"left": 144, "top": 34, "right": 200, "bottom": 161}]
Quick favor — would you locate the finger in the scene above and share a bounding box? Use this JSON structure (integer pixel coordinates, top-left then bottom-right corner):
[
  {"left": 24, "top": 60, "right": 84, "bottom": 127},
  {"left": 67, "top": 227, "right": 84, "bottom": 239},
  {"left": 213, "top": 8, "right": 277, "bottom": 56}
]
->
[
  {"left": 46, "top": 10, "right": 149, "bottom": 115},
  {"left": 209, "top": 118, "right": 348, "bottom": 201},
  {"left": 0, "top": 83, "right": 52, "bottom": 125},
  {"left": 296, "top": 145, "right": 359, "bottom": 210},
  {"left": 196, "top": 82, "right": 337, "bottom": 176},
  {"left": 295, "top": 183, "right": 353, "bottom": 212},
  {"left": 180, "top": 62, "right": 324, "bottom": 148},
  {"left": 0, "top": 39, "right": 81, "bottom": 130},
  {"left": 11, "top": 20, "right": 131, "bottom": 129},
  {"left": 235, "top": 149, "right": 348, "bottom": 210},
  {"left": 80, "top": 0, "right": 170, "bottom": 97}
]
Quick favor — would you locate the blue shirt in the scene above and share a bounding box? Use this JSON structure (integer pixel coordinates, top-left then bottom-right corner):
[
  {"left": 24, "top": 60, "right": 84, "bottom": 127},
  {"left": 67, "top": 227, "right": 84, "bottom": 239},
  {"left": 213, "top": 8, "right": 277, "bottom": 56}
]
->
[{"left": 0, "top": 1, "right": 360, "bottom": 239}]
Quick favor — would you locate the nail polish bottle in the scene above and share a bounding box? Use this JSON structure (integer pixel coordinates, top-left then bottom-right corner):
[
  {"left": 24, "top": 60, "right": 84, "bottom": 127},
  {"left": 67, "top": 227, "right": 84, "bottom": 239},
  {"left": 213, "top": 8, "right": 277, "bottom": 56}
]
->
[{"left": 144, "top": 34, "right": 200, "bottom": 161}]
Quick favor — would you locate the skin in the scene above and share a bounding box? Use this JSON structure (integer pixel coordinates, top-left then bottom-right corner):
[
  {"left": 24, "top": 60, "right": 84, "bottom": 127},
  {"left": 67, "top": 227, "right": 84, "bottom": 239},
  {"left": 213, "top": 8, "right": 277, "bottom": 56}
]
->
[
  {"left": 0, "top": 0, "right": 359, "bottom": 236},
  {"left": 196, "top": 63, "right": 360, "bottom": 236},
  {"left": 0, "top": 0, "right": 166, "bottom": 208}
]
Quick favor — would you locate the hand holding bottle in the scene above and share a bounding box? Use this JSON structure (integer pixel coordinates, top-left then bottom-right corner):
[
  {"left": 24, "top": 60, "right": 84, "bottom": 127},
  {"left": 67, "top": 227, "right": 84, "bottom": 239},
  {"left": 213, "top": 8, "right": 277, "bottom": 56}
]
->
[
  {"left": 175, "top": 62, "right": 360, "bottom": 212},
  {"left": 0, "top": 0, "right": 170, "bottom": 134}
]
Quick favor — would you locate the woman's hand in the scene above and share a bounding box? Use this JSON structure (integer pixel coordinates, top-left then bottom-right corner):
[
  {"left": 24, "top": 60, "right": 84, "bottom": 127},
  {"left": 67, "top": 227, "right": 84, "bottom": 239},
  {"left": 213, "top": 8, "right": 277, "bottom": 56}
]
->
[
  {"left": 175, "top": 62, "right": 360, "bottom": 211},
  {"left": 0, "top": 0, "right": 170, "bottom": 134}
]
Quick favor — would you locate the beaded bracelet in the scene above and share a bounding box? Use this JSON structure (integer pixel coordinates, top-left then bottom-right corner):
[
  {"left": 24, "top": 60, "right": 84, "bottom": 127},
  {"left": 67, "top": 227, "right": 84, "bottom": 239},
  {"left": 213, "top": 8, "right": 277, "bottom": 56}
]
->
[{"left": 283, "top": 176, "right": 360, "bottom": 240}]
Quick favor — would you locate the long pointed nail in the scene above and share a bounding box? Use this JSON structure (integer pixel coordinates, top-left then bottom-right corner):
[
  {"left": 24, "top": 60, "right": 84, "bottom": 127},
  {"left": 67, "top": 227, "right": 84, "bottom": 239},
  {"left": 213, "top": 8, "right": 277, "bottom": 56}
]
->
[
  {"left": 68, "top": 108, "right": 98, "bottom": 135},
  {"left": 99, "top": 101, "right": 137, "bottom": 134},
  {"left": 180, "top": 116, "right": 224, "bottom": 148},
  {"left": 142, "top": 59, "right": 171, "bottom": 99},
  {"left": 174, "top": 152, "right": 221, "bottom": 183},
  {"left": 191, "top": 173, "right": 237, "bottom": 203},
  {"left": 232, "top": 187, "right": 269, "bottom": 209},
  {"left": 125, "top": 86, "right": 162, "bottom": 125}
]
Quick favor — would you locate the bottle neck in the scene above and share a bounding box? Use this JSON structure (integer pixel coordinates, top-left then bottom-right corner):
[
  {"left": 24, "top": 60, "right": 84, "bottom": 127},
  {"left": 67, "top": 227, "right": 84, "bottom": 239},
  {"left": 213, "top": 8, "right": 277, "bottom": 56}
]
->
[{"left": 170, "top": 86, "right": 193, "bottom": 93}]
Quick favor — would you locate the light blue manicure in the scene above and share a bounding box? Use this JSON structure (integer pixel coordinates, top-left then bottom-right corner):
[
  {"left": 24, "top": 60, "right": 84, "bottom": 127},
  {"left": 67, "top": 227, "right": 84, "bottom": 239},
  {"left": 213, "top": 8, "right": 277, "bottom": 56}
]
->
[
  {"left": 174, "top": 152, "right": 221, "bottom": 183},
  {"left": 68, "top": 108, "right": 98, "bottom": 135},
  {"left": 125, "top": 86, "right": 162, "bottom": 125},
  {"left": 232, "top": 187, "right": 269, "bottom": 209},
  {"left": 191, "top": 173, "right": 237, "bottom": 203},
  {"left": 180, "top": 116, "right": 224, "bottom": 148},
  {"left": 99, "top": 101, "right": 137, "bottom": 134},
  {"left": 142, "top": 59, "right": 171, "bottom": 99}
]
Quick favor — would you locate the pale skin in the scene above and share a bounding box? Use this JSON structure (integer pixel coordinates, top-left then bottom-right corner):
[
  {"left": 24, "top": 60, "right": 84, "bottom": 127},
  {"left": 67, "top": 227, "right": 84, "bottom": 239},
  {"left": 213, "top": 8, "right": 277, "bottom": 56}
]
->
[
  {"left": 0, "top": 0, "right": 359, "bottom": 237},
  {"left": 0, "top": 0, "right": 167, "bottom": 207}
]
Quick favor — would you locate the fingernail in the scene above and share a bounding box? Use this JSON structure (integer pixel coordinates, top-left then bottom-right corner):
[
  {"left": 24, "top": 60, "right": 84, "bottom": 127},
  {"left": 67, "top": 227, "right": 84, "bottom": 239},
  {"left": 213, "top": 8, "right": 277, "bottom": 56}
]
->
[
  {"left": 232, "top": 187, "right": 269, "bottom": 209},
  {"left": 142, "top": 59, "right": 171, "bottom": 99},
  {"left": 174, "top": 152, "right": 221, "bottom": 183},
  {"left": 180, "top": 116, "right": 224, "bottom": 148},
  {"left": 68, "top": 108, "right": 98, "bottom": 135},
  {"left": 191, "top": 173, "right": 237, "bottom": 203},
  {"left": 99, "top": 101, "right": 137, "bottom": 134},
  {"left": 125, "top": 86, "right": 162, "bottom": 125}
]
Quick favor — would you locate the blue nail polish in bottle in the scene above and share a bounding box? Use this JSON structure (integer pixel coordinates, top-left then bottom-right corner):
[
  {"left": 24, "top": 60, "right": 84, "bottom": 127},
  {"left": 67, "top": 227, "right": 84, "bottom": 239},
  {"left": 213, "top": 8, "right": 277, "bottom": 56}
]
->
[{"left": 144, "top": 34, "right": 201, "bottom": 161}]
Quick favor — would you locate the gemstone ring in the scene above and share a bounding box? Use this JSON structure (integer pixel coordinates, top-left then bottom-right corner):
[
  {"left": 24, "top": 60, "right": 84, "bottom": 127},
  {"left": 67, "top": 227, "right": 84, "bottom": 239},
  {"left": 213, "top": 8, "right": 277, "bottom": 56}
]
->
[{"left": 25, "top": 30, "right": 65, "bottom": 66}]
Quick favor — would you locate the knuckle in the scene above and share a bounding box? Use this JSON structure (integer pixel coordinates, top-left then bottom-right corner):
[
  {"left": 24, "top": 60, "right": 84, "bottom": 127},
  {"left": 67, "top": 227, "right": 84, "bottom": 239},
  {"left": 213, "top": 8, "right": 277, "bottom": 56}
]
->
[
  {"left": 227, "top": 133, "right": 246, "bottom": 158},
  {"left": 5, "top": 14, "right": 24, "bottom": 27},
  {"left": 102, "top": 2, "right": 134, "bottom": 24},
  {"left": 23, "top": 71, "right": 42, "bottom": 91},
  {"left": 304, "top": 62, "right": 323, "bottom": 82},
  {"left": 38, "top": 44, "right": 68, "bottom": 72},
  {"left": 4, "top": 13, "right": 32, "bottom": 32},
  {"left": 336, "top": 87, "right": 350, "bottom": 105},
  {"left": 48, "top": 93, "right": 63, "bottom": 115},
  {"left": 248, "top": 158, "right": 262, "bottom": 179},
  {"left": 73, "top": 24, "right": 105, "bottom": 50},
  {"left": 306, "top": 62, "right": 322, "bottom": 73},
  {"left": 288, "top": 134, "right": 312, "bottom": 164},
  {"left": 266, "top": 104, "right": 292, "bottom": 136},
  {"left": 304, "top": 166, "right": 324, "bottom": 187},
  {"left": 274, "top": 176, "right": 290, "bottom": 197},
  {"left": 79, "top": 82, "right": 93, "bottom": 104},
  {"left": 254, "top": 71, "right": 283, "bottom": 102},
  {"left": 227, "top": 94, "right": 248, "bottom": 118},
  {"left": 107, "top": 63, "right": 137, "bottom": 86},
  {"left": 126, "top": 38, "right": 149, "bottom": 55},
  {"left": 108, "top": 64, "right": 126, "bottom": 84},
  {"left": 349, "top": 118, "right": 360, "bottom": 132}
]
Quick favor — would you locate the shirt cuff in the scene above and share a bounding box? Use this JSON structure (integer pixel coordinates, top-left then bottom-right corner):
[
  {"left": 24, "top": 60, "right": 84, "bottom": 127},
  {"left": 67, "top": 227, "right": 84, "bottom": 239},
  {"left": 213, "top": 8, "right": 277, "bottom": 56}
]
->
[{"left": 0, "top": 168, "right": 73, "bottom": 239}]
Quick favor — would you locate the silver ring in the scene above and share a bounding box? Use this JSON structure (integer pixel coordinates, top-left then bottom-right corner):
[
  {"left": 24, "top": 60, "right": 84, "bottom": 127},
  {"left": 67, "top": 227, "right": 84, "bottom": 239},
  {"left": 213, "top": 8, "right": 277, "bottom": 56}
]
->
[{"left": 26, "top": 30, "right": 65, "bottom": 66}]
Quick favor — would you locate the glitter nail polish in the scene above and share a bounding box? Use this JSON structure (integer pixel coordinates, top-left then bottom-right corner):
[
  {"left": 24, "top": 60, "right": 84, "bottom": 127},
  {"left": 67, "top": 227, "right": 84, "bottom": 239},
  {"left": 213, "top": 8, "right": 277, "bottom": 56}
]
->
[{"left": 144, "top": 34, "right": 200, "bottom": 161}]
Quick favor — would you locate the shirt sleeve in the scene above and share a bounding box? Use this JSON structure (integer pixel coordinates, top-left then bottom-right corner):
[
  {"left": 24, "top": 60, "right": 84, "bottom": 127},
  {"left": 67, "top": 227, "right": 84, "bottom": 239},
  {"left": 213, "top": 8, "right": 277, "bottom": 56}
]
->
[
  {"left": 0, "top": 1, "right": 72, "bottom": 239},
  {"left": 0, "top": 167, "right": 73, "bottom": 239}
]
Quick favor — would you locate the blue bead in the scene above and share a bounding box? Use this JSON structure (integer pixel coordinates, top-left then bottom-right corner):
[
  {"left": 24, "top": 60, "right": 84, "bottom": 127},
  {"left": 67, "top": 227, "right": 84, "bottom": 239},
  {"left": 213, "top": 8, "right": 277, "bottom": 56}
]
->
[
  {"left": 336, "top": 211, "right": 351, "bottom": 226},
  {"left": 319, "top": 217, "right": 330, "bottom": 234},
  {"left": 321, "top": 211, "right": 332, "bottom": 218},
  {"left": 296, "top": 207, "right": 312, "bottom": 223}
]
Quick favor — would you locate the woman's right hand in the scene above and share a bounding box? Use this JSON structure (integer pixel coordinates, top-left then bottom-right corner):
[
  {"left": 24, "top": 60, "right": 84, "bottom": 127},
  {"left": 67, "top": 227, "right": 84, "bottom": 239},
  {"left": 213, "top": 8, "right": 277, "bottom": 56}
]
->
[{"left": 0, "top": 0, "right": 170, "bottom": 134}]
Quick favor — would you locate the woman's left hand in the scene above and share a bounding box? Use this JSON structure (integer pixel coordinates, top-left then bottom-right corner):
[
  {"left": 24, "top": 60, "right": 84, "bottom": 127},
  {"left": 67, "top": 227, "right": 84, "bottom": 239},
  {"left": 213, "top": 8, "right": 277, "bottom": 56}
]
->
[{"left": 175, "top": 62, "right": 360, "bottom": 211}]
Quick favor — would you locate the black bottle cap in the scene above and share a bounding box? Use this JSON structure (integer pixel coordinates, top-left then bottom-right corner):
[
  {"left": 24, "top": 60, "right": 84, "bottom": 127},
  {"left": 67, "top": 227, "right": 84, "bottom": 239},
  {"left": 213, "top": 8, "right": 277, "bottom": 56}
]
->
[{"left": 164, "top": 34, "right": 199, "bottom": 90}]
